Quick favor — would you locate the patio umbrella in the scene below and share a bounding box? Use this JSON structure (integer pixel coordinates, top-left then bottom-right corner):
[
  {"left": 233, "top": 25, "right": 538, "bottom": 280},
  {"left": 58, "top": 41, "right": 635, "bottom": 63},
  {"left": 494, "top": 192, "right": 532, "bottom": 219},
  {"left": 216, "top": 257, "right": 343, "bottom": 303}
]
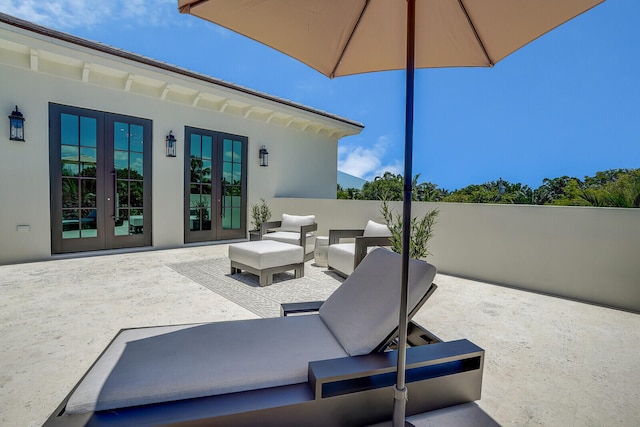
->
[{"left": 178, "top": 0, "right": 605, "bottom": 424}]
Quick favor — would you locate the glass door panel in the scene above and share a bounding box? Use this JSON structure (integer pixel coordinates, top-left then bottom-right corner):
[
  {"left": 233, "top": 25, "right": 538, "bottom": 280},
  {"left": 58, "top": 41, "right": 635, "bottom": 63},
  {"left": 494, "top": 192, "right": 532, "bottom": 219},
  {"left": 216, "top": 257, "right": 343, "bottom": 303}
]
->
[
  {"left": 187, "top": 133, "right": 214, "bottom": 241},
  {"left": 51, "top": 106, "right": 105, "bottom": 253},
  {"left": 113, "top": 122, "right": 145, "bottom": 236},
  {"left": 60, "top": 114, "right": 99, "bottom": 240},
  {"left": 221, "top": 138, "right": 243, "bottom": 231}
]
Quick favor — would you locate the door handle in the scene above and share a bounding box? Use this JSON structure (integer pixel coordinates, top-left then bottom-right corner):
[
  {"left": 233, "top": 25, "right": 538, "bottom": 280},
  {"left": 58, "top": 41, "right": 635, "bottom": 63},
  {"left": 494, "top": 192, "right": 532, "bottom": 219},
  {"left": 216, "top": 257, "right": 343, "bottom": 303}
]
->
[
  {"left": 111, "top": 170, "right": 117, "bottom": 220},
  {"left": 220, "top": 178, "right": 226, "bottom": 217}
]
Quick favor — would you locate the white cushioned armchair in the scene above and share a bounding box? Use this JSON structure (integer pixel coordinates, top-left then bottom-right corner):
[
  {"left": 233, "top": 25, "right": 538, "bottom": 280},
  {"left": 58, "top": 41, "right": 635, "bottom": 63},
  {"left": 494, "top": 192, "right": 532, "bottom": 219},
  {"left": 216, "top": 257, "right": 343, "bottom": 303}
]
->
[
  {"left": 260, "top": 214, "right": 317, "bottom": 262},
  {"left": 328, "top": 220, "right": 392, "bottom": 277}
]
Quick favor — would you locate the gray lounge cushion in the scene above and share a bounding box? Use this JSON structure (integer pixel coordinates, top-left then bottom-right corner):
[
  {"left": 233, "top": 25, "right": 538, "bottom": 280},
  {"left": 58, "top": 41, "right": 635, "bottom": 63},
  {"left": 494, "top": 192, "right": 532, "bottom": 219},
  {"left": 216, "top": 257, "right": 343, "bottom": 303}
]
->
[
  {"left": 320, "top": 248, "right": 437, "bottom": 356},
  {"left": 65, "top": 316, "right": 347, "bottom": 414}
]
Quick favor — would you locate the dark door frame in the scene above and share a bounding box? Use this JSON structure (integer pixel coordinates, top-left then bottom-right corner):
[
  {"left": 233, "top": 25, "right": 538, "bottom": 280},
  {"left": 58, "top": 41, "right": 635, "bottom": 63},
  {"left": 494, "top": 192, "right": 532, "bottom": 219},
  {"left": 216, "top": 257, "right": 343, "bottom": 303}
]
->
[
  {"left": 49, "top": 103, "right": 152, "bottom": 254},
  {"left": 184, "top": 126, "right": 247, "bottom": 243}
]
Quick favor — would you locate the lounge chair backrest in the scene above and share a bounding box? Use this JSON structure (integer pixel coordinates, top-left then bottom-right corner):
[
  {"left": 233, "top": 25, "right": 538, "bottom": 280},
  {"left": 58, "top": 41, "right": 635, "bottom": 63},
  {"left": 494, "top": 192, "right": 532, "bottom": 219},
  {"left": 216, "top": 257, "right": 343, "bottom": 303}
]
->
[
  {"left": 280, "top": 214, "right": 316, "bottom": 232},
  {"left": 319, "top": 248, "right": 437, "bottom": 356},
  {"left": 362, "top": 220, "right": 391, "bottom": 237}
]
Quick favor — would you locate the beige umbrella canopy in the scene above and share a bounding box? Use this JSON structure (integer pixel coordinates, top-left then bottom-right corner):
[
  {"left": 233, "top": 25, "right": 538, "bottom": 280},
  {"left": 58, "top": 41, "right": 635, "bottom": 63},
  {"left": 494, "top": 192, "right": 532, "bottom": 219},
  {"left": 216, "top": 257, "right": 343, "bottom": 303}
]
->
[
  {"left": 178, "top": 1, "right": 605, "bottom": 425},
  {"left": 178, "top": 0, "right": 604, "bottom": 78}
]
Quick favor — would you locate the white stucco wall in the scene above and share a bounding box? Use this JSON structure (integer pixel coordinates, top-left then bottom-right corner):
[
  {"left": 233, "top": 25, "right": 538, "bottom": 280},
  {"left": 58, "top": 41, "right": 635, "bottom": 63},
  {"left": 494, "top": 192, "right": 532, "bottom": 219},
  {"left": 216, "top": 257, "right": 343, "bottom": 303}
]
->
[
  {"left": 0, "top": 18, "right": 361, "bottom": 264},
  {"left": 270, "top": 198, "right": 640, "bottom": 312}
]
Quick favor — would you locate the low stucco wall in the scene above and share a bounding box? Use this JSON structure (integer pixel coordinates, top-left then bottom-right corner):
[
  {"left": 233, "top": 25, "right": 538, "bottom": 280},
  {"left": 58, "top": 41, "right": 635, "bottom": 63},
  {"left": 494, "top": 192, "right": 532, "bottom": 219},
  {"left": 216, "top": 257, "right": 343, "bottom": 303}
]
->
[{"left": 270, "top": 198, "right": 640, "bottom": 313}]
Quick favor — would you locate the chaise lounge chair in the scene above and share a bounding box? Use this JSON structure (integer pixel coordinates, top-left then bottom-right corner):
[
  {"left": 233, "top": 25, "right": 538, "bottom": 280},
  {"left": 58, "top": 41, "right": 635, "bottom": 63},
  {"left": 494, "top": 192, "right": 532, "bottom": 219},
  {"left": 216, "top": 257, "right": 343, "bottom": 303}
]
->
[{"left": 44, "top": 249, "right": 484, "bottom": 427}]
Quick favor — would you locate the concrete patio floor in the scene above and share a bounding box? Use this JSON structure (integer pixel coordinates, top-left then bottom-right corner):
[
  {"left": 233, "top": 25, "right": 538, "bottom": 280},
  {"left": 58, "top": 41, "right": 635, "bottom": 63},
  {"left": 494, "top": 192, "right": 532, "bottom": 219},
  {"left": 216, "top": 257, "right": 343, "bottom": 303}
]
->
[{"left": 0, "top": 244, "right": 638, "bottom": 426}]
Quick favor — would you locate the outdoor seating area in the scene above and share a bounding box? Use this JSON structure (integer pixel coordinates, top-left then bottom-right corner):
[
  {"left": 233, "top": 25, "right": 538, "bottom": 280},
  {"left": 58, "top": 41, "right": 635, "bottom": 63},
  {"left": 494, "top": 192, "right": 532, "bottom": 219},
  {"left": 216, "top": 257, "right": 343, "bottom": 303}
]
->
[
  {"left": 0, "top": 244, "right": 638, "bottom": 427},
  {"left": 237, "top": 215, "right": 393, "bottom": 283}
]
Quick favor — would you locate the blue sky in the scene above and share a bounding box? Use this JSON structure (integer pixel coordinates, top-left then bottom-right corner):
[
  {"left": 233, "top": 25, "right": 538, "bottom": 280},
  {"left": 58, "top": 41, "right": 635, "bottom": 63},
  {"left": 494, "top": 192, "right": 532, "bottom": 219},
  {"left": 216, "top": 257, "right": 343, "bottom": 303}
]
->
[{"left": 2, "top": 0, "right": 638, "bottom": 191}]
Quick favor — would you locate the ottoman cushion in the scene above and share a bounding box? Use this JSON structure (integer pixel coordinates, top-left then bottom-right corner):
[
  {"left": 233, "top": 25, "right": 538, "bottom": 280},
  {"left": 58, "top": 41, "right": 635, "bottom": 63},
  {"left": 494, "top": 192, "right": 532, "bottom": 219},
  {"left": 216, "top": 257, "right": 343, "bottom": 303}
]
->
[
  {"left": 262, "top": 231, "right": 316, "bottom": 255},
  {"left": 229, "top": 240, "right": 303, "bottom": 269}
]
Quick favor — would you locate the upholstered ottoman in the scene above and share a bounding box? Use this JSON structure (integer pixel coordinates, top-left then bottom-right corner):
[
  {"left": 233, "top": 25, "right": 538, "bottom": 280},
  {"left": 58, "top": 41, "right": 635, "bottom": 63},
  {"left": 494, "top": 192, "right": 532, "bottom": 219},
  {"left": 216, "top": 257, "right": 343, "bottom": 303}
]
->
[{"left": 228, "top": 240, "right": 304, "bottom": 286}]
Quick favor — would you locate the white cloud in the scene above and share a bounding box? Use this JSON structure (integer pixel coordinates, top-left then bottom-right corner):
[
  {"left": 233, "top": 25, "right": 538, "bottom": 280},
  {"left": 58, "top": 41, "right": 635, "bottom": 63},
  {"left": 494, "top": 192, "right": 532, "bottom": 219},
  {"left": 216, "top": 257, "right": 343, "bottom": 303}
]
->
[
  {"left": 0, "top": 0, "right": 175, "bottom": 30},
  {"left": 338, "top": 136, "right": 402, "bottom": 181}
]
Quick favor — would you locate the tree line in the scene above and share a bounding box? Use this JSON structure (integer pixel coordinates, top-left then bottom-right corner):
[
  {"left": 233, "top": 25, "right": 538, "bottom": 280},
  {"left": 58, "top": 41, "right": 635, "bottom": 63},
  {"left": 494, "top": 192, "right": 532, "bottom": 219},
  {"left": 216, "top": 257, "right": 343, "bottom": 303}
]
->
[{"left": 337, "top": 168, "right": 640, "bottom": 208}]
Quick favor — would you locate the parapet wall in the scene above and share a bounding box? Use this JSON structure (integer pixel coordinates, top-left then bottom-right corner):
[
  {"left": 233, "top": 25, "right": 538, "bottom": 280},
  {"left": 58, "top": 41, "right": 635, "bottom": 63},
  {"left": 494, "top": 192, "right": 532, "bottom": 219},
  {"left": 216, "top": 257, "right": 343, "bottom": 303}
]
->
[{"left": 270, "top": 198, "right": 640, "bottom": 313}]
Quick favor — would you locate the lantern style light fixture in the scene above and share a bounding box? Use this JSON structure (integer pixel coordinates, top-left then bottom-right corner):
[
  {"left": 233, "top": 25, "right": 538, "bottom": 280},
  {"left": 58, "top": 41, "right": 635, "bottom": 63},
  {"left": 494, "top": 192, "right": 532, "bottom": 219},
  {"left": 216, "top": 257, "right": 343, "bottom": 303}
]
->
[
  {"left": 166, "top": 131, "right": 177, "bottom": 157},
  {"left": 8, "top": 105, "right": 25, "bottom": 141},
  {"left": 259, "top": 145, "right": 269, "bottom": 167}
]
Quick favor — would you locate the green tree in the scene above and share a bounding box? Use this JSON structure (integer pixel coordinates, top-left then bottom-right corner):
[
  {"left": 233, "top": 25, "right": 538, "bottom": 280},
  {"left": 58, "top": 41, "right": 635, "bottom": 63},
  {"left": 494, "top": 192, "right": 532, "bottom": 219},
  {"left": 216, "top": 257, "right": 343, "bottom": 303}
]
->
[
  {"left": 337, "top": 184, "right": 362, "bottom": 200},
  {"left": 348, "top": 168, "right": 639, "bottom": 208},
  {"left": 547, "top": 179, "right": 585, "bottom": 206},
  {"left": 359, "top": 171, "right": 446, "bottom": 201},
  {"left": 414, "top": 180, "right": 449, "bottom": 201},
  {"left": 442, "top": 184, "right": 494, "bottom": 203},
  {"left": 361, "top": 172, "right": 404, "bottom": 200},
  {"left": 584, "top": 169, "right": 630, "bottom": 187},
  {"left": 580, "top": 169, "right": 640, "bottom": 208},
  {"left": 534, "top": 176, "right": 586, "bottom": 206}
]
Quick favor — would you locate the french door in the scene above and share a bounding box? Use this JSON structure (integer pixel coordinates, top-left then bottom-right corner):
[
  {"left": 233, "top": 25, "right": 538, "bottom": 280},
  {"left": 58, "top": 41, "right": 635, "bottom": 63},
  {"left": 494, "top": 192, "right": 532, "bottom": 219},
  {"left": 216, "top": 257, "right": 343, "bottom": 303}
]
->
[
  {"left": 185, "top": 127, "right": 247, "bottom": 243},
  {"left": 49, "top": 104, "right": 152, "bottom": 254}
]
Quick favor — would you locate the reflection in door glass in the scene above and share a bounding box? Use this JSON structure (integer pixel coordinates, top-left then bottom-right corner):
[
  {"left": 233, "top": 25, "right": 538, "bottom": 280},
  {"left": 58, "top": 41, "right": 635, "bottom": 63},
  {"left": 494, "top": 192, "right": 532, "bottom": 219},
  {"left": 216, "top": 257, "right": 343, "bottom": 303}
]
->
[
  {"left": 80, "top": 117, "right": 97, "bottom": 147},
  {"left": 60, "top": 114, "right": 98, "bottom": 239},
  {"left": 129, "top": 209, "right": 144, "bottom": 235},
  {"left": 221, "top": 138, "right": 243, "bottom": 230},
  {"left": 190, "top": 134, "right": 213, "bottom": 232},
  {"left": 130, "top": 125, "right": 144, "bottom": 152},
  {"left": 61, "top": 114, "right": 79, "bottom": 146},
  {"left": 80, "top": 209, "right": 97, "bottom": 238},
  {"left": 113, "top": 121, "right": 144, "bottom": 236},
  {"left": 80, "top": 147, "right": 97, "bottom": 177}
]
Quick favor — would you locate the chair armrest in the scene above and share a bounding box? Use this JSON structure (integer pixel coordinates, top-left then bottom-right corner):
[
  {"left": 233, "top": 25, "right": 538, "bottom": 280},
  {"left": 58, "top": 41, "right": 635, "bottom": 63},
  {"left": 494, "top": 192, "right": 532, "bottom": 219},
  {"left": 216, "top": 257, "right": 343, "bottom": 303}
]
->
[
  {"left": 353, "top": 236, "right": 392, "bottom": 268},
  {"left": 299, "top": 223, "right": 318, "bottom": 251},
  {"left": 260, "top": 220, "right": 282, "bottom": 236},
  {"left": 300, "top": 223, "right": 318, "bottom": 234},
  {"left": 308, "top": 339, "right": 484, "bottom": 400},
  {"left": 328, "top": 229, "right": 364, "bottom": 245},
  {"left": 280, "top": 301, "right": 324, "bottom": 317}
]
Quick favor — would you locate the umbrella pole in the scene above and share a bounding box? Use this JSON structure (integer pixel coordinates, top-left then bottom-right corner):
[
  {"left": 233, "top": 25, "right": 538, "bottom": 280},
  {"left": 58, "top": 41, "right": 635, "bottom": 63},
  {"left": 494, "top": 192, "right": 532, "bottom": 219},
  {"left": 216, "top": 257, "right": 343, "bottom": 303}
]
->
[{"left": 393, "top": 0, "right": 416, "bottom": 426}]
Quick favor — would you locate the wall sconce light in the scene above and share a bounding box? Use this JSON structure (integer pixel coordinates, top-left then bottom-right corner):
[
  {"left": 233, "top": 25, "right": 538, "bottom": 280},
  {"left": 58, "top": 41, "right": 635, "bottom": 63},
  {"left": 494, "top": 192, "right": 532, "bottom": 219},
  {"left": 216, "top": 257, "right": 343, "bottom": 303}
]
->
[
  {"left": 259, "top": 145, "right": 269, "bottom": 167},
  {"left": 8, "top": 105, "right": 25, "bottom": 141},
  {"left": 166, "top": 131, "right": 177, "bottom": 157}
]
